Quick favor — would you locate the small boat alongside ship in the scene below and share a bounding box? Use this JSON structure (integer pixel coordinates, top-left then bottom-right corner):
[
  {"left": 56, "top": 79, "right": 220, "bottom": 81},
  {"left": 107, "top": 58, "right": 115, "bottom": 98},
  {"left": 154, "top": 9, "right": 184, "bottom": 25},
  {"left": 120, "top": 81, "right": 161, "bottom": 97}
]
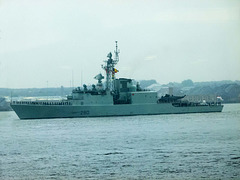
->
[{"left": 11, "top": 42, "right": 223, "bottom": 119}]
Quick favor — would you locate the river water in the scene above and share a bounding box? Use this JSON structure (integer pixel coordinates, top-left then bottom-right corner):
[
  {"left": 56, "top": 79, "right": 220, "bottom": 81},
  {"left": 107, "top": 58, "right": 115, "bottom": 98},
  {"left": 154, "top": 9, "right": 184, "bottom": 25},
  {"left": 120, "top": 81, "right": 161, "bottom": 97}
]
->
[{"left": 0, "top": 104, "right": 239, "bottom": 179}]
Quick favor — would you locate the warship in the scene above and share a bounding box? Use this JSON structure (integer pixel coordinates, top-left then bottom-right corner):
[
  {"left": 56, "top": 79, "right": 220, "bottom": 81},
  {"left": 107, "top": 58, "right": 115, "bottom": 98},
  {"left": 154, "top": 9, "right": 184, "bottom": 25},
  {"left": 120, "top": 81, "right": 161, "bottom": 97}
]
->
[{"left": 11, "top": 42, "right": 223, "bottom": 119}]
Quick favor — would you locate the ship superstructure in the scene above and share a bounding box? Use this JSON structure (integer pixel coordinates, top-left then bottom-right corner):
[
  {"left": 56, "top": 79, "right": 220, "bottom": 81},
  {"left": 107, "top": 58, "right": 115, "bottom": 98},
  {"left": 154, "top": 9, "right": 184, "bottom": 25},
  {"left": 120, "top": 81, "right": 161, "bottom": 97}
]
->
[{"left": 11, "top": 42, "right": 223, "bottom": 119}]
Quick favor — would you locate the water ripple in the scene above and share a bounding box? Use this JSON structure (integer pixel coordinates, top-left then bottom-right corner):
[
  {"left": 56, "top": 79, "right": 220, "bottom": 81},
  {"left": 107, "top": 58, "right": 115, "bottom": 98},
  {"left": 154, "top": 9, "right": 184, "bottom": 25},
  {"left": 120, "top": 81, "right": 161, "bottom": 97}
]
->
[{"left": 0, "top": 104, "right": 240, "bottom": 179}]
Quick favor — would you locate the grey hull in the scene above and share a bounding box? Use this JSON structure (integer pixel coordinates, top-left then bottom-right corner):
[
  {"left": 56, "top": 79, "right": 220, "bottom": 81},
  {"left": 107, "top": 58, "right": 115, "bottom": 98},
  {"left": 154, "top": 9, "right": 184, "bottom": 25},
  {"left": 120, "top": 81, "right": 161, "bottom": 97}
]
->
[{"left": 11, "top": 103, "right": 223, "bottom": 120}]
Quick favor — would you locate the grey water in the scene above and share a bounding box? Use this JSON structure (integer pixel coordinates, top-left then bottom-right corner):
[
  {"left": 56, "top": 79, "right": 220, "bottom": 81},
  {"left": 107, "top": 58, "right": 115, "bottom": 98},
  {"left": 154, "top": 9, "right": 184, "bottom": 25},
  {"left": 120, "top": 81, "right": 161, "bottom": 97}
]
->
[{"left": 0, "top": 104, "right": 240, "bottom": 180}]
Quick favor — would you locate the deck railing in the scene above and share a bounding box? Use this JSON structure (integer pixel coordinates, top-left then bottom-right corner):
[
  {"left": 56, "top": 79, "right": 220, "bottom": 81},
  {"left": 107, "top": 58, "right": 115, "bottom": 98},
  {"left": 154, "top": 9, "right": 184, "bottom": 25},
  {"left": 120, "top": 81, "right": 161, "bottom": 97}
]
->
[{"left": 11, "top": 101, "right": 72, "bottom": 106}]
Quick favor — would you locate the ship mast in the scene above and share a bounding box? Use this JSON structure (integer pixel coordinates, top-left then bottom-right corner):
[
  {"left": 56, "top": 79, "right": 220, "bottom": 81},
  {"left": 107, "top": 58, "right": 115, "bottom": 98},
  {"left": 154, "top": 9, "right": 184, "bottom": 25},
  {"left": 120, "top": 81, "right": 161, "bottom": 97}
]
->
[
  {"left": 114, "top": 41, "right": 120, "bottom": 64},
  {"left": 102, "top": 41, "right": 120, "bottom": 91}
]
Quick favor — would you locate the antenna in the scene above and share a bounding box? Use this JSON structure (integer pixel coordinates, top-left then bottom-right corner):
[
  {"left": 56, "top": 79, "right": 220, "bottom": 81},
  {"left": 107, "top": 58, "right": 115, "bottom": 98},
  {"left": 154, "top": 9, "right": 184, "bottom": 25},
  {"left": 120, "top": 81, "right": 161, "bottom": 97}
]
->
[
  {"left": 81, "top": 70, "right": 83, "bottom": 87},
  {"left": 72, "top": 70, "right": 74, "bottom": 88},
  {"left": 114, "top": 41, "right": 120, "bottom": 63}
]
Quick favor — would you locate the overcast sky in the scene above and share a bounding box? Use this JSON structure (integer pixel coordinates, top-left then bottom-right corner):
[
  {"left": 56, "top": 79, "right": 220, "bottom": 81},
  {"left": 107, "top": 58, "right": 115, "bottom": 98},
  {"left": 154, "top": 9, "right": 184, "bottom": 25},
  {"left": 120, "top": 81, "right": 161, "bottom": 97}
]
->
[{"left": 0, "top": 0, "right": 239, "bottom": 88}]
